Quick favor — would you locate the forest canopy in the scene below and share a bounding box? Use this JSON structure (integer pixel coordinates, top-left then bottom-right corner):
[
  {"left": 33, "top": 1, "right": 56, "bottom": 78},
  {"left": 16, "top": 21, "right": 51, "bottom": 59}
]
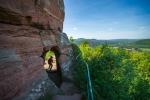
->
[{"left": 72, "top": 42, "right": 150, "bottom": 100}]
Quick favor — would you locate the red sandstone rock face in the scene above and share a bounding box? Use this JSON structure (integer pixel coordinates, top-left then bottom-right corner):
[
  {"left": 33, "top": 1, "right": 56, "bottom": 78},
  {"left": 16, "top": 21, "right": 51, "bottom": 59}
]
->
[
  {"left": 0, "top": 0, "right": 64, "bottom": 30},
  {"left": 0, "top": 0, "right": 73, "bottom": 100}
]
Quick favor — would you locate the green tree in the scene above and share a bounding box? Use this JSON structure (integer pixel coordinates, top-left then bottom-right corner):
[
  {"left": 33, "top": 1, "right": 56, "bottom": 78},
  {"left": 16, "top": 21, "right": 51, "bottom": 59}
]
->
[
  {"left": 72, "top": 44, "right": 150, "bottom": 100},
  {"left": 69, "top": 36, "right": 74, "bottom": 42}
]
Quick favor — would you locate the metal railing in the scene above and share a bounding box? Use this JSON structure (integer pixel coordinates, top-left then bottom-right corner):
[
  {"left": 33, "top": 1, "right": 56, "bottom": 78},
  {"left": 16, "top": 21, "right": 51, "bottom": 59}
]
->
[{"left": 75, "top": 53, "right": 94, "bottom": 100}]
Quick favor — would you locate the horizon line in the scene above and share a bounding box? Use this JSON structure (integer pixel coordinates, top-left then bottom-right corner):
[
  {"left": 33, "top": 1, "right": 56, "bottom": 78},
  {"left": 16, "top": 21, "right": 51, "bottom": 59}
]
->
[{"left": 73, "top": 38, "right": 150, "bottom": 40}]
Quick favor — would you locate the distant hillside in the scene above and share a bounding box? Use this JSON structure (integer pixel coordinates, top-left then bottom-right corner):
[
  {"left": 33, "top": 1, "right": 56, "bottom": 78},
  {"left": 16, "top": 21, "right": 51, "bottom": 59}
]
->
[
  {"left": 130, "top": 39, "right": 150, "bottom": 48},
  {"left": 134, "top": 39, "right": 150, "bottom": 45},
  {"left": 74, "top": 38, "right": 150, "bottom": 48}
]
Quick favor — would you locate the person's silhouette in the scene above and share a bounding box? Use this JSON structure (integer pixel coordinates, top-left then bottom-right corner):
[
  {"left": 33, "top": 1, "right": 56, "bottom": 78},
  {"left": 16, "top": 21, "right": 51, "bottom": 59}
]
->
[{"left": 48, "top": 56, "right": 53, "bottom": 70}]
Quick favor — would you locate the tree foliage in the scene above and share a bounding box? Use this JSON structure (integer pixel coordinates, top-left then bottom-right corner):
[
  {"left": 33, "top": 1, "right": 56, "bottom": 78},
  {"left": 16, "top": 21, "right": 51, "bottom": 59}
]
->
[
  {"left": 72, "top": 43, "right": 150, "bottom": 100},
  {"left": 69, "top": 36, "right": 75, "bottom": 42},
  {"left": 45, "top": 50, "right": 55, "bottom": 60}
]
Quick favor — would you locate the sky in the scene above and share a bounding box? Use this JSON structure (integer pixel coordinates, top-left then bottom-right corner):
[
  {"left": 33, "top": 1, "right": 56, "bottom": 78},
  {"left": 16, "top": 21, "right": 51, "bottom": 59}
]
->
[{"left": 63, "top": 0, "right": 150, "bottom": 39}]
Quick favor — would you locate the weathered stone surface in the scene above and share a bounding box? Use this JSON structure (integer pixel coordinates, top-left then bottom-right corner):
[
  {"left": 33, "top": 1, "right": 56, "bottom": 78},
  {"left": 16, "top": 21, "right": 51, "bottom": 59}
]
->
[
  {"left": 14, "top": 71, "right": 62, "bottom": 100},
  {"left": 59, "top": 45, "right": 74, "bottom": 80},
  {"left": 52, "top": 94, "right": 81, "bottom": 100},
  {"left": 0, "top": 0, "right": 74, "bottom": 100},
  {"left": 60, "top": 82, "right": 80, "bottom": 95}
]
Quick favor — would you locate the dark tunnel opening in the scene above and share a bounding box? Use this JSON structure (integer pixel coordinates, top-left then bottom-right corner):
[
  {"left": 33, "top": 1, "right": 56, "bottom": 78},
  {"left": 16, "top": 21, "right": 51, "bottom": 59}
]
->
[{"left": 41, "top": 46, "right": 62, "bottom": 87}]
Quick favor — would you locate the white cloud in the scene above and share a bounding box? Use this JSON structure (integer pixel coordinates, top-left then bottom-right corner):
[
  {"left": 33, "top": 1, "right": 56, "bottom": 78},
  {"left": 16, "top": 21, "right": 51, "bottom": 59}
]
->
[{"left": 73, "top": 27, "right": 78, "bottom": 31}]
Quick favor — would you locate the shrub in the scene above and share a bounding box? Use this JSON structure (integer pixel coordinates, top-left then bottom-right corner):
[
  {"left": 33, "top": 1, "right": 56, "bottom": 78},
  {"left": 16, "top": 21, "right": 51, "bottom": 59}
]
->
[{"left": 73, "top": 43, "right": 150, "bottom": 100}]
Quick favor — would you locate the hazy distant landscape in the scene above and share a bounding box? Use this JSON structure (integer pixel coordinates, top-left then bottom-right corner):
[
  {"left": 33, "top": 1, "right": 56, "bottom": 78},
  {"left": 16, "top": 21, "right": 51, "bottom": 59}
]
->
[{"left": 74, "top": 38, "right": 150, "bottom": 51}]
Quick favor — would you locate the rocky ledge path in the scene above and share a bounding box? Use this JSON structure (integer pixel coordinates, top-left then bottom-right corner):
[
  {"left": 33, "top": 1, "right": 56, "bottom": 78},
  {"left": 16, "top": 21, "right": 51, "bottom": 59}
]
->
[{"left": 52, "top": 82, "right": 82, "bottom": 100}]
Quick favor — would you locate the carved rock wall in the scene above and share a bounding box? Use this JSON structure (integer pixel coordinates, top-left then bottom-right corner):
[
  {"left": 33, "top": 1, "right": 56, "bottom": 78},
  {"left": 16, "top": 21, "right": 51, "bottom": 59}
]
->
[{"left": 0, "top": 0, "right": 74, "bottom": 100}]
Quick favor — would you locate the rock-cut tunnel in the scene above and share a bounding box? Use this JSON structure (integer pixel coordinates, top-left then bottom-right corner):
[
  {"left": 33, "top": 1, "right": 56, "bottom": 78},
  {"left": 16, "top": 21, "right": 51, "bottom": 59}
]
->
[{"left": 41, "top": 46, "right": 62, "bottom": 87}]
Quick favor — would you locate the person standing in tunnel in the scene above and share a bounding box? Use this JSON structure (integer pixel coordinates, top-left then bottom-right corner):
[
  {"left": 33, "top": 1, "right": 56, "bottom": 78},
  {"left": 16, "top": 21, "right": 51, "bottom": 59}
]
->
[{"left": 48, "top": 56, "right": 53, "bottom": 70}]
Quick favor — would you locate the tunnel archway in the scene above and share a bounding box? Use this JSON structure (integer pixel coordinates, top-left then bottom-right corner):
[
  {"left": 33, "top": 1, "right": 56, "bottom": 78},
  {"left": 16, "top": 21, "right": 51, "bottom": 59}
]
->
[{"left": 41, "top": 46, "right": 62, "bottom": 87}]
